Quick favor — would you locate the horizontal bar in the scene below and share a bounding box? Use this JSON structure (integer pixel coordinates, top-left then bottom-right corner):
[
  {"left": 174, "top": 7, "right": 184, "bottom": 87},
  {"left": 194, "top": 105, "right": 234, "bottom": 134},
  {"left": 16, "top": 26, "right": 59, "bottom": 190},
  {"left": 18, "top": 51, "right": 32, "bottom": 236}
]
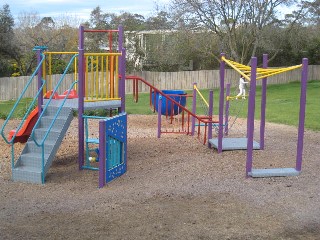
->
[{"left": 84, "top": 29, "right": 119, "bottom": 33}]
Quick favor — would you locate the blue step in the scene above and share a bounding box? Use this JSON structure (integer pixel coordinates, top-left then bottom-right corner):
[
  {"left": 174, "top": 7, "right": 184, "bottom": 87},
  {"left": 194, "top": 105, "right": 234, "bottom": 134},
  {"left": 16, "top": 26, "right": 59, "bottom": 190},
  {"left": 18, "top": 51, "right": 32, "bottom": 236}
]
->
[
  {"left": 12, "top": 106, "right": 73, "bottom": 184},
  {"left": 250, "top": 168, "right": 300, "bottom": 177}
]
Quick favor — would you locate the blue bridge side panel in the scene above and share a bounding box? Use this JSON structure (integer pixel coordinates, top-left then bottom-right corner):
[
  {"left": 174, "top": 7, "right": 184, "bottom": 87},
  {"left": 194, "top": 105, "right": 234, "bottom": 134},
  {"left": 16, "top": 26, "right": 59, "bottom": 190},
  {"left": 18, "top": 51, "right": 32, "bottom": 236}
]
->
[{"left": 105, "top": 113, "right": 127, "bottom": 183}]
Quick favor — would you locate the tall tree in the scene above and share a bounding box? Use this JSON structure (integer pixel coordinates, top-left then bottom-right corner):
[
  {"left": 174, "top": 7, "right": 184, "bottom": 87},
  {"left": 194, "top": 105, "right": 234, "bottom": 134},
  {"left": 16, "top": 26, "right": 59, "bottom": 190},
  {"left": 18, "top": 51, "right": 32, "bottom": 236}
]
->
[
  {"left": 14, "top": 11, "right": 79, "bottom": 75},
  {"left": 170, "top": 0, "right": 298, "bottom": 63},
  {"left": 0, "top": 4, "right": 20, "bottom": 76},
  {"left": 300, "top": 0, "right": 320, "bottom": 25}
]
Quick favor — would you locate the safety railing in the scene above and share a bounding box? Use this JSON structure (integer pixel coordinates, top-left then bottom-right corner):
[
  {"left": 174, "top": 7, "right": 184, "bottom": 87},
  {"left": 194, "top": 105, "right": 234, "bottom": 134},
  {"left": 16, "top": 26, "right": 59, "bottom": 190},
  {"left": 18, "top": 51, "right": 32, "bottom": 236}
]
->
[
  {"left": 84, "top": 52, "right": 121, "bottom": 101},
  {"left": 0, "top": 51, "right": 47, "bottom": 169},
  {"left": 31, "top": 54, "right": 78, "bottom": 183},
  {"left": 42, "top": 52, "right": 121, "bottom": 102},
  {"left": 125, "top": 75, "right": 217, "bottom": 145}
]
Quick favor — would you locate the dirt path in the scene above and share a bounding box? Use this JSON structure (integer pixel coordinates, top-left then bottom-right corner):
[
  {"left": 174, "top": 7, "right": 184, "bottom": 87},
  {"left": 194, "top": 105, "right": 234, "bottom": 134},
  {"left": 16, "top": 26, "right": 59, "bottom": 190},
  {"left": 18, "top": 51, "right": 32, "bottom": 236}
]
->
[{"left": 0, "top": 115, "right": 319, "bottom": 239}]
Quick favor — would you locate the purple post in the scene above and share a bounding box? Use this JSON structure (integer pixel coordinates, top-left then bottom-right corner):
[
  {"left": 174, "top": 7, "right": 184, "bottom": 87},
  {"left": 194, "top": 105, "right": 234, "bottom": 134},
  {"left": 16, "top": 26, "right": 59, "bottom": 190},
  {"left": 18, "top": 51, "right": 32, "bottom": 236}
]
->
[
  {"left": 118, "top": 25, "right": 125, "bottom": 112},
  {"left": 191, "top": 83, "right": 197, "bottom": 136},
  {"left": 218, "top": 53, "right": 225, "bottom": 153},
  {"left": 260, "top": 54, "right": 268, "bottom": 150},
  {"left": 99, "top": 120, "right": 106, "bottom": 188},
  {"left": 157, "top": 96, "right": 162, "bottom": 138},
  {"left": 118, "top": 25, "right": 123, "bottom": 51},
  {"left": 120, "top": 48, "right": 126, "bottom": 112},
  {"left": 296, "top": 58, "right": 308, "bottom": 171},
  {"left": 36, "top": 49, "right": 43, "bottom": 116},
  {"left": 224, "top": 83, "right": 231, "bottom": 136},
  {"left": 78, "top": 25, "right": 85, "bottom": 170},
  {"left": 246, "top": 57, "right": 257, "bottom": 177},
  {"left": 208, "top": 90, "right": 213, "bottom": 148}
]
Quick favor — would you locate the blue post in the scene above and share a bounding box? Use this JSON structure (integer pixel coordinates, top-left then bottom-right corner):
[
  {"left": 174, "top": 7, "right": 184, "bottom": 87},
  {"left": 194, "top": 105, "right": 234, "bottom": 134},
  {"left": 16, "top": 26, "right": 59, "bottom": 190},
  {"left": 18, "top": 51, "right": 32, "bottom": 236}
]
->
[{"left": 36, "top": 49, "right": 43, "bottom": 117}]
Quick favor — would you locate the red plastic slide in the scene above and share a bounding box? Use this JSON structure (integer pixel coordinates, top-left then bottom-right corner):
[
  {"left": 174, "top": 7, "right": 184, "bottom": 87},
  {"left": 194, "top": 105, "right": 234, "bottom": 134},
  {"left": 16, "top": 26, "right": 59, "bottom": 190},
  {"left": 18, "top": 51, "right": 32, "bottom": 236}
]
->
[
  {"left": 44, "top": 89, "right": 78, "bottom": 99},
  {"left": 8, "top": 108, "right": 39, "bottom": 144}
]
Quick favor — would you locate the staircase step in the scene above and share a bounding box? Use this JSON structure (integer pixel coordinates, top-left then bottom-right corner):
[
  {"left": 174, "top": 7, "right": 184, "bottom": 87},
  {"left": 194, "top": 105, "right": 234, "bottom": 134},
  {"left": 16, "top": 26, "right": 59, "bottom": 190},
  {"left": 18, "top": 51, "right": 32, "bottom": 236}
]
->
[
  {"left": 32, "top": 128, "right": 61, "bottom": 142},
  {"left": 12, "top": 106, "right": 73, "bottom": 184},
  {"left": 39, "top": 116, "right": 70, "bottom": 129},
  {"left": 25, "top": 141, "right": 55, "bottom": 153},
  {"left": 44, "top": 106, "right": 72, "bottom": 116},
  {"left": 12, "top": 166, "right": 42, "bottom": 184},
  {"left": 19, "top": 152, "right": 50, "bottom": 168}
]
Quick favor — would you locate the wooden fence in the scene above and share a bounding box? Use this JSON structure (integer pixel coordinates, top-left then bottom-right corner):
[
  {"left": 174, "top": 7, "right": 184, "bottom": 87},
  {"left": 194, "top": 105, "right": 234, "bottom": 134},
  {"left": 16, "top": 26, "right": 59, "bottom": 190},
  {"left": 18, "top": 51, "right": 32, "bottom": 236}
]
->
[{"left": 1, "top": 65, "right": 319, "bottom": 101}]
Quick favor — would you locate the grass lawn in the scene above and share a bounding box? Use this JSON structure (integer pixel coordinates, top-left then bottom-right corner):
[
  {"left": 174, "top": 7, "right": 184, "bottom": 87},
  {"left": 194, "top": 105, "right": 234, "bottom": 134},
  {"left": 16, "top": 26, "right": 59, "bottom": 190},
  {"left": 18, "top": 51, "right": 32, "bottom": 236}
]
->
[{"left": 1, "top": 80, "right": 319, "bottom": 131}]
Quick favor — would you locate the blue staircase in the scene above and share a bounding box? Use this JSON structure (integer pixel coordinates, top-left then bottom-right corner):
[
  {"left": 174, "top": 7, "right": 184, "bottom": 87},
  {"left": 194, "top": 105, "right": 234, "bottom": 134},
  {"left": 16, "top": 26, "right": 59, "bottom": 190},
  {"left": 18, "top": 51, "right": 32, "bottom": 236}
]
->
[{"left": 12, "top": 106, "right": 73, "bottom": 183}]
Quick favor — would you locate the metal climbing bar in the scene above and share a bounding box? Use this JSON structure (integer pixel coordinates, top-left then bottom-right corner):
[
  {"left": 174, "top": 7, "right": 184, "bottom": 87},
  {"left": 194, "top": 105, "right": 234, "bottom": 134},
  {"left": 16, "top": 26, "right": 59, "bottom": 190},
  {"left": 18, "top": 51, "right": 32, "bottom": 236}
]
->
[
  {"left": 222, "top": 56, "right": 302, "bottom": 81},
  {"left": 255, "top": 64, "right": 302, "bottom": 80},
  {"left": 193, "top": 84, "right": 209, "bottom": 107}
]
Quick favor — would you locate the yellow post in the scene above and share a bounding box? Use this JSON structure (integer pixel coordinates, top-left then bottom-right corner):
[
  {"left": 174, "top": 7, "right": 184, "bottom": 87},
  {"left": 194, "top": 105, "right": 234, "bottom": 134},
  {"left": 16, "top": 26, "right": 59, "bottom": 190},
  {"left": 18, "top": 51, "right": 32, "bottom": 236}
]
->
[
  {"left": 110, "top": 56, "right": 114, "bottom": 98},
  {"left": 95, "top": 56, "right": 99, "bottom": 99},
  {"left": 115, "top": 55, "right": 119, "bottom": 98},
  {"left": 91, "top": 56, "right": 94, "bottom": 99},
  {"left": 85, "top": 55, "right": 89, "bottom": 100},
  {"left": 100, "top": 55, "right": 104, "bottom": 99}
]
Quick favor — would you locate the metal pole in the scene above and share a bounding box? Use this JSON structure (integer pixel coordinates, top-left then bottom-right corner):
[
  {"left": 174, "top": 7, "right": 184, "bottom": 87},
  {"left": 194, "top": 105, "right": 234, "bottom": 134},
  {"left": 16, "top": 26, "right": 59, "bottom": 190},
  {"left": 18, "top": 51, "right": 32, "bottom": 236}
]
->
[
  {"left": 78, "top": 25, "right": 85, "bottom": 170},
  {"left": 99, "top": 120, "right": 106, "bottom": 188},
  {"left": 260, "top": 54, "right": 268, "bottom": 150},
  {"left": 218, "top": 53, "right": 225, "bottom": 153},
  {"left": 296, "top": 58, "right": 308, "bottom": 171},
  {"left": 191, "top": 83, "right": 197, "bottom": 136},
  {"left": 120, "top": 48, "right": 126, "bottom": 112},
  {"left": 208, "top": 90, "right": 213, "bottom": 148},
  {"left": 36, "top": 49, "right": 43, "bottom": 116},
  {"left": 246, "top": 57, "right": 257, "bottom": 177},
  {"left": 224, "top": 83, "right": 230, "bottom": 136},
  {"left": 157, "top": 96, "right": 162, "bottom": 138}
]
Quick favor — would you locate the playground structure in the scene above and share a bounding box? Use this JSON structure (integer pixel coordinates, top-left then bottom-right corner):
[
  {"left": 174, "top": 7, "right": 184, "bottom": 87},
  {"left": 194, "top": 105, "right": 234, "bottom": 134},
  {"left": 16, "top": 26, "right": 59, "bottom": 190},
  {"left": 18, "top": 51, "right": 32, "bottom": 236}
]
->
[
  {"left": 0, "top": 25, "right": 219, "bottom": 186},
  {"left": 0, "top": 26, "right": 127, "bottom": 187},
  {"left": 0, "top": 23, "right": 309, "bottom": 185},
  {"left": 208, "top": 53, "right": 307, "bottom": 177}
]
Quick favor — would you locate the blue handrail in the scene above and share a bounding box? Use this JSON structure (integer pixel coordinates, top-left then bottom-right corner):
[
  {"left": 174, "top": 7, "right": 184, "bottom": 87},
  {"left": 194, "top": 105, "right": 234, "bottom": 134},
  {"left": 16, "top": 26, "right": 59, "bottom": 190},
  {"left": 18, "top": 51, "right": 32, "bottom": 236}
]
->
[
  {"left": 0, "top": 52, "right": 46, "bottom": 145},
  {"left": 29, "top": 53, "right": 78, "bottom": 183}
]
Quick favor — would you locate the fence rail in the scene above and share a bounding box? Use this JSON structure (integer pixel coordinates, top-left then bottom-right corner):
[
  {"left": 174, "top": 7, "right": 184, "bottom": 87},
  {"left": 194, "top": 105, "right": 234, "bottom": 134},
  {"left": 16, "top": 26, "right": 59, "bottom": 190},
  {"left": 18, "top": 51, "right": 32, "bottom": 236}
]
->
[{"left": 1, "top": 65, "right": 319, "bottom": 101}]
